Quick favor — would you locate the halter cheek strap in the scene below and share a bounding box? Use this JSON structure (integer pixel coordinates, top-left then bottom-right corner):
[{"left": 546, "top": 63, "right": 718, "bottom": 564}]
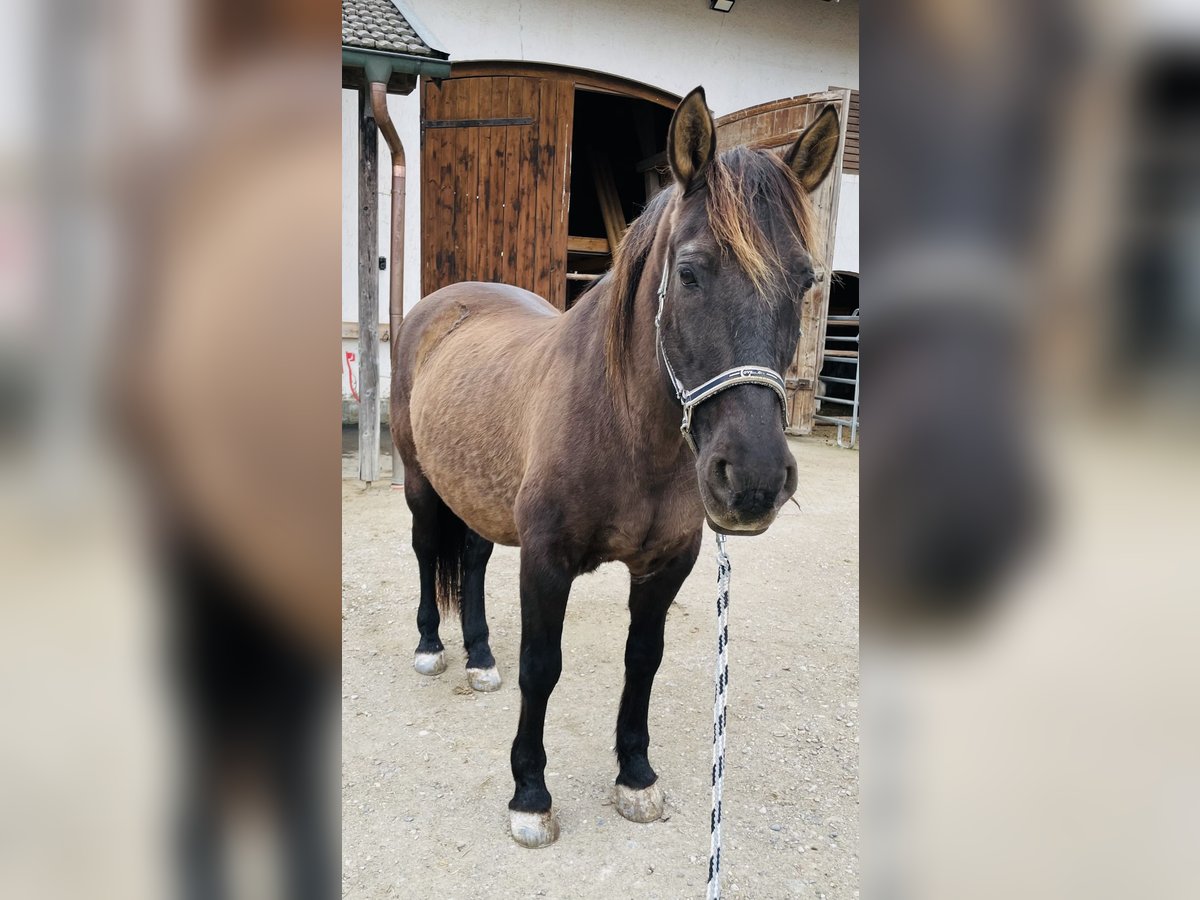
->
[{"left": 654, "top": 262, "right": 792, "bottom": 455}]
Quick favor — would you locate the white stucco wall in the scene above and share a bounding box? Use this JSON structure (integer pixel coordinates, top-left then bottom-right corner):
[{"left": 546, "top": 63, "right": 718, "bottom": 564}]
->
[
  {"left": 832, "top": 173, "right": 859, "bottom": 275},
  {"left": 342, "top": 0, "right": 859, "bottom": 402}
]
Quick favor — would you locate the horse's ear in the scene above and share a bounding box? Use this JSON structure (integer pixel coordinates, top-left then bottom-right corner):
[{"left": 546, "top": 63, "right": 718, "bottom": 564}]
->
[
  {"left": 668, "top": 86, "right": 716, "bottom": 191},
  {"left": 785, "top": 105, "right": 841, "bottom": 193}
]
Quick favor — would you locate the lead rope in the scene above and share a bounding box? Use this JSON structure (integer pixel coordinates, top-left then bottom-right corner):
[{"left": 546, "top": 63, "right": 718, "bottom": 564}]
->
[
  {"left": 651, "top": 257, "right": 785, "bottom": 897},
  {"left": 707, "top": 531, "right": 731, "bottom": 900}
]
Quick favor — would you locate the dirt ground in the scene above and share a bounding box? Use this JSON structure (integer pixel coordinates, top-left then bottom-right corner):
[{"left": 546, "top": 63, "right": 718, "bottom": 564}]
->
[{"left": 342, "top": 433, "right": 858, "bottom": 899}]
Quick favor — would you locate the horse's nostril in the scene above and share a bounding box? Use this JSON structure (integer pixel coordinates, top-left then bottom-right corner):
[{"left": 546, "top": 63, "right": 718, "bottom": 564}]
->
[{"left": 713, "top": 458, "right": 731, "bottom": 490}]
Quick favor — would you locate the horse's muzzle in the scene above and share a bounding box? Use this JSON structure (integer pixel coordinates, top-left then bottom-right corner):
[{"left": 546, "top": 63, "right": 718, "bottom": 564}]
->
[{"left": 698, "top": 447, "right": 798, "bottom": 535}]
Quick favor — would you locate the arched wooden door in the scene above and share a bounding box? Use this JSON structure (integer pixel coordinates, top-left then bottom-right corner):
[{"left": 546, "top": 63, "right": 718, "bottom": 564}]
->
[
  {"left": 420, "top": 63, "right": 678, "bottom": 311},
  {"left": 716, "top": 88, "right": 852, "bottom": 434},
  {"left": 420, "top": 73, "right": 573, "bottom": 307}
]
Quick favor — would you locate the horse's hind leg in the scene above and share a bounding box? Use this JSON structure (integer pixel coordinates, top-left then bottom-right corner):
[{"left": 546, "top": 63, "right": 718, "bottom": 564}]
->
[
  {"left": 461, "top": 531, "right": 501, "bottom": 691},
  {"left": 614, "top": 533, "right": 701, "bottom": 824},
  {"left": 404, "top": 470, "right": 448, "bottom": 675}
]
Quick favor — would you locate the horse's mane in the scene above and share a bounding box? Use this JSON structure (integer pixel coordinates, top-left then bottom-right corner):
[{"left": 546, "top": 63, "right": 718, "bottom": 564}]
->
[{"left": 603, "top": 147, "right": 818, "bottom": 395}]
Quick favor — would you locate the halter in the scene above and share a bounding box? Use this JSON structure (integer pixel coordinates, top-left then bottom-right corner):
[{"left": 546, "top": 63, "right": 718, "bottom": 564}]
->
[{"left": 654, "top": 260, "right": 792, "bottom": 455}]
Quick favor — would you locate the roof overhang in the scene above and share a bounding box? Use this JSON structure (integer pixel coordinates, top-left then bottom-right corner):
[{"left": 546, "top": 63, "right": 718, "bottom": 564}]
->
[
  {"left": 390, "top": 0, "right": 448, "bottom": 59},
  {"left": 341, "top": 46, "right": 451, "bottom": 92}
]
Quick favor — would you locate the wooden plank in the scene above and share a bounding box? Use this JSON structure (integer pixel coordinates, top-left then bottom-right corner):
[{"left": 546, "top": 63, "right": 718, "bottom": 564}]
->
[
  {"left": 483, "top": 76, "right": 509, "bottom": 282},
  {"left": 500, "top": 76, "right": 525, "bottom": 287},
  {"left": 532, "top": 77, "right": 557, "bottom": 302},
  {"left": 770, "top": 107, "right": 790, "bottom": 149},
  {"left": 550, "top": 78, "right": 576, "bottom": 310},
  {"left": 420, "top": 78, "right": 436, "bottom": 295},
  {"left": 461, "top": 77, "right": 481, "bottom": 288},
  {"left": 447, "top": 78, "right": 471, "bottom": 286},
  {"left": 431, "top": 77, "right": 456, "bottom": 293},
  {"left": 513, "top": 77, "right": 540, "bottom": 294},
  {"left": 423, "top": 77, "right": 457, "bottom": 294},
  {"left": 568, "top": 235, "right": 610, "bottom": 253},
  {"left": 475, "top": 77, "right": 496, "bottom": 281},
  {"left": 357, "top": 88, "right": 380, "bottom": 482}
]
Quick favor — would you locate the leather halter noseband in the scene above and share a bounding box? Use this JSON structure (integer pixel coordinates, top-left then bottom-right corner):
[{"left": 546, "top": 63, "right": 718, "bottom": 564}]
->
[{"left": 654, "top": 260, "right": 792, "bottom": 455}]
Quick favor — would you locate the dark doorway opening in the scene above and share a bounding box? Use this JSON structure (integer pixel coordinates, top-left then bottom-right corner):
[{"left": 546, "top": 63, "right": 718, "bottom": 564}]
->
[
  {"left": 565, "top": 88, "right": 673, "bottom": 308},
  {"left": 819, "top": 271, "right": 860, "bottom": 410}
]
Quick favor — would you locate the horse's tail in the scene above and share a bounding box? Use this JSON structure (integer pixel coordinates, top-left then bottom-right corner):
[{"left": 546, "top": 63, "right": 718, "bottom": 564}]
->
[{"left": 432, "top": 500, "right": 468, "bottom": 616}]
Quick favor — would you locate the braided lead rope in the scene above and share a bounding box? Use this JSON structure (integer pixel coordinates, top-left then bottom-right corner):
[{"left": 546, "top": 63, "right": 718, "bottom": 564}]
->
[{"left": 707, "top": 531, "right": 732, "bottom": 900}]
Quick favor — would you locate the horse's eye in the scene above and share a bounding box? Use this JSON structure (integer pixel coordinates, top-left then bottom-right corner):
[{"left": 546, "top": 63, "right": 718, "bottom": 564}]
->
[{"left": 678, "top": 266, "right": 698, "bottom": 287}]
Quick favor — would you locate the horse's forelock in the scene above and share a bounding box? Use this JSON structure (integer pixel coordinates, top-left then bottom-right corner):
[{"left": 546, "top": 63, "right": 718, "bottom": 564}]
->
[{"left": 705, "top": 147, "right": 819, "bottom": 296}]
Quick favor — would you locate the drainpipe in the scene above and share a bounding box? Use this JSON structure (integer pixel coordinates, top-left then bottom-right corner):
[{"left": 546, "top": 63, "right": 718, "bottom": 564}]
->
[
  {"left": 344, "top": 46, "right": 448, "bottom": 485},
  {"left": 368, "top": 81, "right": 407, "bottom": 486},
  {"left": 369, "top": 83, "right": 406, "bottom": 362}
]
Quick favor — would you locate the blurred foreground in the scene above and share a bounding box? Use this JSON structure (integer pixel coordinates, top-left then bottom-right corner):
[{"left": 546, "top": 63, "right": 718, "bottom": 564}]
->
[
  {"left": 864, "top": 1, "right": 1200, "bottom": 898},
  {"left": 1, "top": 2, "right": 339, "bottom": 898}
]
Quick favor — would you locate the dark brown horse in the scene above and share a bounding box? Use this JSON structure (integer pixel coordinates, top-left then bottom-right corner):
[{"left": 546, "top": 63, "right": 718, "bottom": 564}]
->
[{"left": 391, "top": 87, "right": 840, "bottom": 847}]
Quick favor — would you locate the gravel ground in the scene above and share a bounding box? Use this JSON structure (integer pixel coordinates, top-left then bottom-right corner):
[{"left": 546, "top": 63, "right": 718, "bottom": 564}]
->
[{"left": 342, "top": 433, "right": 858, "bottom": 899}]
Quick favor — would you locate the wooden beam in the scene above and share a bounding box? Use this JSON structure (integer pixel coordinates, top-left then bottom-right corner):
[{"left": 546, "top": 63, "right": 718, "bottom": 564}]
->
[
  {"left": 567, "top": 235, "right": 610, "bottom": 254},
  {"left": 342, "top": 322, "right": 390, "bottom": 340},
  {"left": 357, "top": 88, "right": 380, "bottom": 484},
  {"left": 589, "top": 150, "right": 626, "bottom": 252}
]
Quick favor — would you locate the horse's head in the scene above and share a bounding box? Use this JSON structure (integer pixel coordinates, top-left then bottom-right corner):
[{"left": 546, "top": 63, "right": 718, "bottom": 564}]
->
[{"left": 659, "top": 87, "right": 840, "bottom": 535}]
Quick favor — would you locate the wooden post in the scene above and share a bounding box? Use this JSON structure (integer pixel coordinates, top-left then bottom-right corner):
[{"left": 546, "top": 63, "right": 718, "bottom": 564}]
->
[{"left": 357, "top": 87, "right": 380, "bottom": 483}]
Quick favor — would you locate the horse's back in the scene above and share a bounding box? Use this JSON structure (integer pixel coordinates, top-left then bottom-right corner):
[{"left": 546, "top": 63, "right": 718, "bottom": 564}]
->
[{"left": 392, "top": 282, "right": 562, "bottom": 545}]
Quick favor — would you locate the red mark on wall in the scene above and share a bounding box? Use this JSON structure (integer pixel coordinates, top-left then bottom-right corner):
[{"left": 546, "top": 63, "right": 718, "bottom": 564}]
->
[{"left": 345, "top": 350, "right": 359, "bottom": 401}]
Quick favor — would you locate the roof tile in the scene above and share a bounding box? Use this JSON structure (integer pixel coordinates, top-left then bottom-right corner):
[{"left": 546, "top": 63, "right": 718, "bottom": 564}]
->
[{"left": 341, "top": 0, "right": 437, "bottom": 57}]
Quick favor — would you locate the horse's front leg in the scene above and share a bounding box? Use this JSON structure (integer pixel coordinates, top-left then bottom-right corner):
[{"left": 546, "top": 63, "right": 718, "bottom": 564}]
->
[
  {"left": 614, "top": 532, "right": 701, "bottom": 823},
  {"left": 508, "top": 541, "right": 572, "bottom": 848}
]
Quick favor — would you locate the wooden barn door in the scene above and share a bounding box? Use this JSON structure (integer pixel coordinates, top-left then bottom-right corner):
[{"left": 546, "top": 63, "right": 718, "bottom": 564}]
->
[
  {"left": 715, "top": 89, "right": 851, "bottom": 434},
  {"left": 421, "top": 74, "right": 574, "bottom": 309}
]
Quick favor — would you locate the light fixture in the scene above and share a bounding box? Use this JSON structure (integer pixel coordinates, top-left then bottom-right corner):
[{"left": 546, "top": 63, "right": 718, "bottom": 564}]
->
[{"left": 710, "top": 0, "right": 735, "bottom": 11}]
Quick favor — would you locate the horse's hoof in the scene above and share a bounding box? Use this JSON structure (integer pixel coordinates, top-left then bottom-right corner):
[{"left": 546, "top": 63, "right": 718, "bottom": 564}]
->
[
  {"left": 614, "top": 781, "right": 664, "bottom": 824},
  {"left": 509, "top": 809, "right": 559, "bottom": 848},
  {"left": 467, "top": 666, "right": 502, "bottom": 692},
  {"left": 413, "top": 651, "right": 447, "bottom": 676}
]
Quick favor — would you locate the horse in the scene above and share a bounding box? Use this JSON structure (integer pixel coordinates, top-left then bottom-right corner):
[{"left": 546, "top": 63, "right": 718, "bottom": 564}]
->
[{"left": 390, "top": 86, "right": 840, "bottom": 848}]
